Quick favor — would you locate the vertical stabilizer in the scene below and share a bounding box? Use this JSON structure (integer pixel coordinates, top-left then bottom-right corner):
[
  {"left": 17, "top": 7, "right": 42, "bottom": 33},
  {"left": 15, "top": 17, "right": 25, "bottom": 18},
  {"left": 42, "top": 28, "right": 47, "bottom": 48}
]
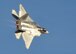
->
[{"left": 12, "top": 9, "right": 19, "bottom": 20}]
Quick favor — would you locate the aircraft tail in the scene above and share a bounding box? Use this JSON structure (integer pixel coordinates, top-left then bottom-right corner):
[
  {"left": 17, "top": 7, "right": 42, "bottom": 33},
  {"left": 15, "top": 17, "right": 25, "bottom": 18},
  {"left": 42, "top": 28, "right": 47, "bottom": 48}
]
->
[
  {"left": 15, "top": 32, "right": 22, "bottom": 39},
  {"left": 12, "top": 4, "right": 27, "bottom": 20},
  {"left": 15, "top": 30, "right": 24, "bottom": 39},
  {"left": 12, "top": 9, "right": 19, "bottom": 20}
]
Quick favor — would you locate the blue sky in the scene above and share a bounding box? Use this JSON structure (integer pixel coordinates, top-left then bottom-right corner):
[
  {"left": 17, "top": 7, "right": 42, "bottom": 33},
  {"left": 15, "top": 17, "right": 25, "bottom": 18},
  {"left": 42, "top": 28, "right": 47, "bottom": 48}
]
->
[{"left": 0, "top": 0, "right": 76, "bottom": 54}]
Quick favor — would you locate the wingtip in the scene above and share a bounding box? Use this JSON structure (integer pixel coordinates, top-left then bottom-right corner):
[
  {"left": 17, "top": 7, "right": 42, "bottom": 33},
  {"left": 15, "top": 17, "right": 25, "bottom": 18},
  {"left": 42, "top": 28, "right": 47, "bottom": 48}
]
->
[
  {"left": 26, "top": 46, "right": 30, "bottom": 49},
  {"left": 25, "top": 42, "right": 31, "bottom": 49},
  {"left": 19, "top": 4, "right": 23, "bottom": 8},
  {"left": 12, "top": 9, "right": 14, "bottom": 14}
]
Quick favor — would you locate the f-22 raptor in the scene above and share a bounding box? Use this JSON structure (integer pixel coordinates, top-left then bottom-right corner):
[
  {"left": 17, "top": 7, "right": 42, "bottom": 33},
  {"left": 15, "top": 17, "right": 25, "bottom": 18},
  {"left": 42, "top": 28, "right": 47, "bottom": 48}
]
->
[{"left": 12, "top": 4, "right": 48, "bottom": 49}]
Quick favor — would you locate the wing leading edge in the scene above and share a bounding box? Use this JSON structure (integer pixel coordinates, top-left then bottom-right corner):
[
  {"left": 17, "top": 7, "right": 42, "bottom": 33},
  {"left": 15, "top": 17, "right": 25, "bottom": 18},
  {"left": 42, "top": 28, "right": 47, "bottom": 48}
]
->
[
  {"left": 22, "top": 32, "right": 35, "bottom": 49},
  {"left": 15, "top": 31, "right": 35, "bottom": 49}
]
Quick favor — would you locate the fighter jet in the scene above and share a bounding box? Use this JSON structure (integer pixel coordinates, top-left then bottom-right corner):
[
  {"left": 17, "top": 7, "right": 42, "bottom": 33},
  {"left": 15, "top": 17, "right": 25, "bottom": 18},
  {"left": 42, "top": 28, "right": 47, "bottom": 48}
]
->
[{"left": 12, "top": 4, "right": 48, "bottom": 49}]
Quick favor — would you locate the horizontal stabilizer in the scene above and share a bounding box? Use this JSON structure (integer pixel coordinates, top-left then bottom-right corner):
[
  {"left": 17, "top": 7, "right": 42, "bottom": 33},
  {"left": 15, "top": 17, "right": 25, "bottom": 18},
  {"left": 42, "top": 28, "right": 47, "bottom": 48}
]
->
[
  {"left": 15, "top": 30, "right": 24, "bottom": 39},
  {"left": 15, "top": 32, "right": 22, "bottom": 39}
]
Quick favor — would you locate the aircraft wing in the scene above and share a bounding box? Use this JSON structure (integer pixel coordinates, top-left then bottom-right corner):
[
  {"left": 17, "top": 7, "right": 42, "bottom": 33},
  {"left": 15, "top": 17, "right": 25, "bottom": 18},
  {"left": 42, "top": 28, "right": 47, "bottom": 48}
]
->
[
  {"left": 22, "top": 31, "right": 35, "bottom": 49},
  {"left": 19, "top": 4, "right": 27, "bottom": 18},
  {"left": 19, "top": 4, "right": 40, "bottom": 27},
  {"left": 19, "top": 4, "right": 34, "bottom": 22}
]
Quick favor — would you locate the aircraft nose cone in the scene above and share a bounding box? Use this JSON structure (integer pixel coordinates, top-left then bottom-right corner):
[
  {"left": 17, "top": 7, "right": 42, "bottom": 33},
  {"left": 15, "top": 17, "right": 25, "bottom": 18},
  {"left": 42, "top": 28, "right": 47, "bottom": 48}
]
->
[{"left": 46, "top": 31, "right": 49, "bottom": 34}]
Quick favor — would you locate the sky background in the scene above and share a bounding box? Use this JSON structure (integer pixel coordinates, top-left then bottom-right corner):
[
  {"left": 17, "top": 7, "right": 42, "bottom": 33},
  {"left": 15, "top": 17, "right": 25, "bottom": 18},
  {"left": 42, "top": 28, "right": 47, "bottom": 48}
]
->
[{"left": 0, "top": 0, "right": 76, "bottom": 54}]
